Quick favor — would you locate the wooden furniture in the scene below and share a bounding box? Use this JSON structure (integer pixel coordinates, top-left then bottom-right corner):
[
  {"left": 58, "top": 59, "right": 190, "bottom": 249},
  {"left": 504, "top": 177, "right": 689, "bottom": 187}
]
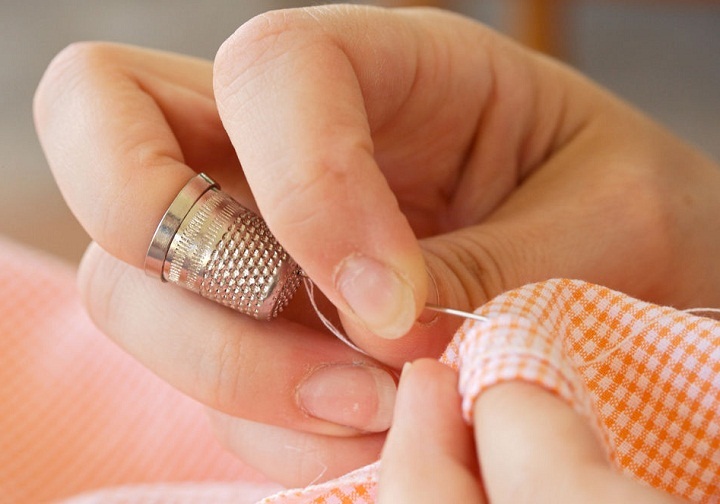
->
[
  {"left": 384, "top": 1, "right": 717, "bottom": 60},
  {"left": 380, "top": 0, "right": 569, "bottom": 57},
  {"left": 513, "top": 0, "right": 569, "bottom": 57}
]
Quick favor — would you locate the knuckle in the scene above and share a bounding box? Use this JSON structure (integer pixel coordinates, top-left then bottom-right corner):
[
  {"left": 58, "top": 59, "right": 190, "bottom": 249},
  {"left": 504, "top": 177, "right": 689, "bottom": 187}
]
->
[
  {"left": 214, "top": 10, "right": 299, "bottom": 94},
  {"left": 601, "top": 160, "right": 675, "bottom": 257},
  {"left": 263, "top": 154, "right": 364, "bottom": 246},
  {"left": 34, "top": 42, "right": 117, "bottom": 124},
  {"left": 272, "top": 158, "right": 342, "bottom": 224},
  {"left": 425, "top": 232, "right": 510, "bottom": 311},
  {"left": 213, "top": 8, "right": 337, "bottom": 102}
]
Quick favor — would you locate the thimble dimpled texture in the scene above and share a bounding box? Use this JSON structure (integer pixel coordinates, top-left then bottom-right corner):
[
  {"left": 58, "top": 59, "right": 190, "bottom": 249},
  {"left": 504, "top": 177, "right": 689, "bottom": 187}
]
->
[
  {"left": 200, "top": 208, "right": 302, "bottom": 320},
  {"left": 159, "top": 185, "right": 302, "bottom": 320}
]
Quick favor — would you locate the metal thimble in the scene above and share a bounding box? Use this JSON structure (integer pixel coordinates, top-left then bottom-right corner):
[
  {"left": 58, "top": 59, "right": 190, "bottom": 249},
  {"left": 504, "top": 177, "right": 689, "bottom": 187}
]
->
[{"left": 145, "top": 173, "right": 303, "bottom": 320}]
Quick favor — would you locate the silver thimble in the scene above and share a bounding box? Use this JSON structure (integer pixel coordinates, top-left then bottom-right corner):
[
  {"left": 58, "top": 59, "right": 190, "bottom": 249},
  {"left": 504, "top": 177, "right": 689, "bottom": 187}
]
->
[{"left": 145, "top": 173, "right": 303, "bottom": 320}]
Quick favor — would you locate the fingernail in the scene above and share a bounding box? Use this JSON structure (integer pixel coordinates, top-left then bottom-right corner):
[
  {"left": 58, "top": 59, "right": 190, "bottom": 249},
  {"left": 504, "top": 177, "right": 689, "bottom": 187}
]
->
[
  {"left": 297, "top": 364, "right": 397, "bottom": 432},
  {"left": 335, "top": 254, "right": 416, "bottom": 339},
  {"left": 400, "top": 361, "right": 413, "bottom": 379}
]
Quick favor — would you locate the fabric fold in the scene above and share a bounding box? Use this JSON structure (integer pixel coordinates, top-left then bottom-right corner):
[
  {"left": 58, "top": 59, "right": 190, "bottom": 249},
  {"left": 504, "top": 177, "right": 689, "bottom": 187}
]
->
[{"left": 2, "top": 239, "right": 718, "bottom": 502}]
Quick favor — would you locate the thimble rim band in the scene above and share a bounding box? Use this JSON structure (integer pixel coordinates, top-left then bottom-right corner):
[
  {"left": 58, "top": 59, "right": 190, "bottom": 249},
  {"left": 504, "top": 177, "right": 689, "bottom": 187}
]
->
[{"left": 145, "top": 172, "right": 218, "bottom": 280}]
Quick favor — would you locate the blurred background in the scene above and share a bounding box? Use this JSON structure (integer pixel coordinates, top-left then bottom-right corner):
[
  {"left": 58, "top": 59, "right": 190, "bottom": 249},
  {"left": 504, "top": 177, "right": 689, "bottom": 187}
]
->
[{"left": 1, "top": 0, "right": 718, "bottom": 264}]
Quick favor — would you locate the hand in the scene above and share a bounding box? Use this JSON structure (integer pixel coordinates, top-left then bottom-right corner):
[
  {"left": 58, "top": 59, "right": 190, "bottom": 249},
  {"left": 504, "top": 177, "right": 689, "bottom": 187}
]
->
[
  {"left": 378, "top": 359, "right": 685, "bottom": 503},
  {"left": 34, "top": 5, "right": 720, "bottom": 487}
]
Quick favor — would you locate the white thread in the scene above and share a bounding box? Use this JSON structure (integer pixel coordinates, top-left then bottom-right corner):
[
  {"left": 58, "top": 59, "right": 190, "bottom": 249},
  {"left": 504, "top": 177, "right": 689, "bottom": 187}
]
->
[
  {"left": 577, "top": 307, "right": 720, "bottom": 366},
  {"left": 303, "top": 277, "right": 369, "bottom": 355},
  {"left": 283, "top": 444, "right": 328, "bottom": 487},
  {"left": 304, "top": 276, "right": 720, "bottom": 367},
  {"left": 303, "top": 276, "right": 495, "bottom": 354},
  {"left": 683, "top": 307, "right": 720, "bottom": 320}
]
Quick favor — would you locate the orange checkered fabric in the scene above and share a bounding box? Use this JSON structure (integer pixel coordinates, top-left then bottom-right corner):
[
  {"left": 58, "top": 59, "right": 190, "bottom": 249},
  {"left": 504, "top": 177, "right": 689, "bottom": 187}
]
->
[
  {"left": 2, "top": 237, "right": 719, "bottom": 502},
  {"left": 453, "top": 279, "right": 720, "bottom": 501},
  {"left": 265, "top": 279, "right": 720, "bottom": 503}
]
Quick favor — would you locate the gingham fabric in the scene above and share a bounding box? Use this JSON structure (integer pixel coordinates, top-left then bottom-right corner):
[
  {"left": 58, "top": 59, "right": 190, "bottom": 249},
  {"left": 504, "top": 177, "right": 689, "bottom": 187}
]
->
[
  {"left": 2, "top": 237, "right": 719, "bottom": 503},
  {"left": 264, "top": 279, "right": 720, "bottom": 503},
  {"left": 452, "top": 279, "right": 720, "bottom": 501}
]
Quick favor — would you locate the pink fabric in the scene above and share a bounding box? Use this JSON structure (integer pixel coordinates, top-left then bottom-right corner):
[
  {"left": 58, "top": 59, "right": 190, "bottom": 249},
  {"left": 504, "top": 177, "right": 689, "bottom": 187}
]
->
[
  {"left": 0, "top": 237, "right": 277, "bottom": 503},
  {"left": 264, "top": 281, "right": 720, "bottom": 503},
  {"left": 3, "top": 237, "right": 720, "bottom": 502}
]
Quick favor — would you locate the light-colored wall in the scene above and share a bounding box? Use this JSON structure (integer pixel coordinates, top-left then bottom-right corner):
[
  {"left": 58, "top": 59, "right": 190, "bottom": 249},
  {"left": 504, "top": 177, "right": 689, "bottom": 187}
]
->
[{"left": 1, "top": 1, "right": 718, "bottom": 263}]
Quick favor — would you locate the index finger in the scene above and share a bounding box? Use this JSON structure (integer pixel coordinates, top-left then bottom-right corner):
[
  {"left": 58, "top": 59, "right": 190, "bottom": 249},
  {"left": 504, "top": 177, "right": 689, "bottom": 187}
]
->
[
  {"left": 213, "top": 7, "right": 429, "bottom": 340},
  {"left": 34, "top": 42, "right": 242, "bottom": 267},
  {"left": 378, "top": 359, "right": 484, "bottom": 503}
]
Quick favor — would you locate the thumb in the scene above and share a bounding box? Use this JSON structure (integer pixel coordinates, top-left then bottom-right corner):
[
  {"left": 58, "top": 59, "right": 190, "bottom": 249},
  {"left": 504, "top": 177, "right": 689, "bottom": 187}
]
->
[
  {"left": 378, "top": 359, "right": 484, "bottom": 504},
  {"left": 414, "top": 121, "right": 693, "bottom": 344},
  {"left": 474, "top": 382, "right": 683, "bottom": 504},
  {"left": 213, "top": 10, "right": 427, "bottom": 341}
]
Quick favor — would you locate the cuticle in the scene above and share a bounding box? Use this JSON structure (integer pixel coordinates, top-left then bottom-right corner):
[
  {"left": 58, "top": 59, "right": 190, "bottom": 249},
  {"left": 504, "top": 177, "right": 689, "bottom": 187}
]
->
[
  {"left": 418, "top": 266, "right": 441, "bottom": 326},
  {"left": 294, "top": 361, "right": 393, "bottom": 434}
]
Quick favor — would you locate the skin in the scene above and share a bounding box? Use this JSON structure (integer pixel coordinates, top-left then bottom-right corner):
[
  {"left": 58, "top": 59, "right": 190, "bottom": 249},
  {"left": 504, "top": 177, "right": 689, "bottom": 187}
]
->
[
  {"left": 34, "top": 4, "right": 720, "bottom": 492},
  {"left": 378, "top": 360, "right": 684, "bottom": 503}
]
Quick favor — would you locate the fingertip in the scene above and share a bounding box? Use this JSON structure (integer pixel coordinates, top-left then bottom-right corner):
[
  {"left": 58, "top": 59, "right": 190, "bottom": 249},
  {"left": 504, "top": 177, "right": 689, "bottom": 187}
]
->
[
  {"left": 397, "top": 358, "right": 453, "bottom": 391},
  {"left": 211, "top": 7, "right": 429, "bottom": 344},
  {"left": 379, "top": 359, "right": 482, "bottom": 503},
  {"left": 399, "top": 360, "right": 414, "bottom": 380},
  {"left": 335, "top": 254, "right": 421, "bottom": 340},
  {"left": 391, "top": 358, "right": 466, "bottom": 446}
]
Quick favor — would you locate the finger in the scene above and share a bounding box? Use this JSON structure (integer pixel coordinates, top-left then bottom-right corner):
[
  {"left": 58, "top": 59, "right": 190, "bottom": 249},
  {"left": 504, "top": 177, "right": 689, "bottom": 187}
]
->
[
  {"left": 212, "top": 4, "right": 608, "bottom": 351},
  {"left": 34, "top": 42, "right": 244, "bottom": 268},
  {"left": 77, "top": 243, "right": 398, "bottom": 435},
  {"left": 378, "top": 359, "right": 484, "bottom": 504},
  {"left": 418, "top": 113, "right": 720, "bottom": 342},
  {"left": 214, "top": 7, "right": 429, "bottom": 341},
  {"left": 208, "top": 409, "right": 385, "bottom": 489},
  {"left": 474, "top": 382, "right": 682, "bottom": 504}
]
